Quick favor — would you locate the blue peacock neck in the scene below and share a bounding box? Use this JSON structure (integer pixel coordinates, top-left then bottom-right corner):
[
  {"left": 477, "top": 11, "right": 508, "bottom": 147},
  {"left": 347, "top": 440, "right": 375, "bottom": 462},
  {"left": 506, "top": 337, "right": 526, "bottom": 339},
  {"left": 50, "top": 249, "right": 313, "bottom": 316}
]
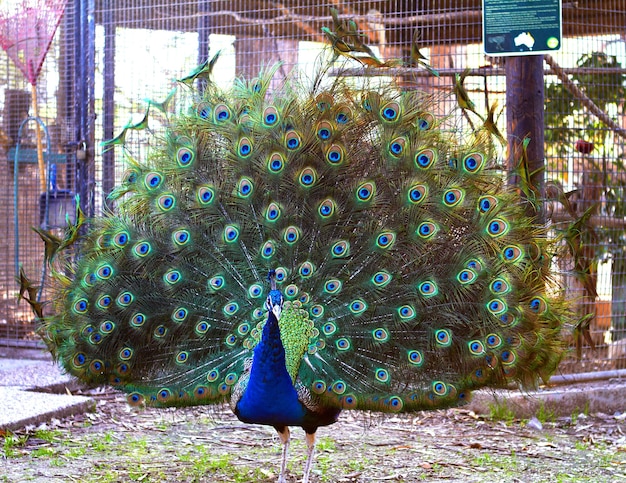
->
[{"left": 233, "top": 295, "right": 309, "bottom": 427}]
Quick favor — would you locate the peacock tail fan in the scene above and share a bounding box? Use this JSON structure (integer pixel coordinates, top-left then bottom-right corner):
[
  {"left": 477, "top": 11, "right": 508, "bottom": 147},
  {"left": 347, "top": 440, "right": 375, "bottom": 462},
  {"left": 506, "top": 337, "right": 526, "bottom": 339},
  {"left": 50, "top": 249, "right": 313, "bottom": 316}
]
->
[{"left": 37, "top": 53, "right": 567, "bottom": 413}]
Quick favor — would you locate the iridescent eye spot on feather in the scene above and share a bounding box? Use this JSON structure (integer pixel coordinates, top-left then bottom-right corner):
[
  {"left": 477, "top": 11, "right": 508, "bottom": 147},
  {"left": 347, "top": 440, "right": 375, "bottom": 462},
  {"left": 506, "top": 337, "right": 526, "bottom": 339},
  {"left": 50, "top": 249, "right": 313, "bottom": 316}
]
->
[
  {"left": 72, "top": 353, "right": 87, "bottom": 368},
  {"left": 502, "top": 245, "right": 523, "bottom": 262},
  {"left": 274, "top": 267, "right": 287, "bottom": 282},
  {"left": 417, "top": 113, "right": 434, "bottom": 130},
  {"left": 349, "top": 299, "right": 367, "bottom": 314},
  {"left": 312, "top": 380, "right": 327, "bottom": 394},
  {"left": 310, "top": 304, "right": 324, "bottom": 318},
  {"left": 468, "top": 340, "right": 485, "bottom": 355},
  {"left": 285, "top": 130, "right": 301, "bottom": 150},
  {"left": 331, "top": 240, "right": 349, "bottom": 258},
  {"left": 375, "top": 368, "right": 390, "bottom": 383},
  {"left": 96, "top": 264, "right": 113, "bottom": 280},
  {"left": 173, "top": 229, "right": 190, "bottom": 246},
  {"left": 261, "top": 240, "right": 275, "bottom": 259},
  {"left": 154, "top": 325, "right": 167, "bottom": 338},
  {"left": 486, "top": 333, "right": 502, "bottom": 349},
  {"left": 285, "top": 284, "right": 299, "bottom": 298},
  {"left": 207, "top": 369, "right": 220, "bottom": 382},
  {"left": 265, "top": 202, "right": 281, "bottom": 222},
  {"left": 119, "top": 347, "right": 134, "bottom": 361},
  {"left": 490, "top": 278, "right": 510, "bottom": 294},
  {"left": 144, "top": 172, "right": 162, "bottom": 190},
  {"left": 117, "top": 291, "right": 133, "bottom": 307},
  {"left": 175, "top": 352, "right": 189, "bottom": 364},
  {"left": 326, "top": 144, "right": 343, "bottom": 165},
  {"left": 100, "top": 320, "right": 114, "bottom": 334},
  {"left": 317, "top": 121, "right": 332, "bottom": 141},
  {"left": 157, "top": 388, "right": 172, "bottom": 403},
  {"left": 376, "top": 231, "right": 396, "bottom": 249},
  {"left": 324, "top": 279, "right": 342, "bottom": 294},
  {"left": 462, "top": 152, "right": 485, "bottom": 173},
  {"left": 389, "top": 137, "right": 406, "bottom": 157},
  {"left": 248, "top": 284, "right": 263, "bottom": 298},
  {"left": 299, "top": 261, "right": 315, "bottom": 278},
  {"left": 267, "top": 153, "right": 284, "bottom": 174},
  {"left": 407, "top": 350, "right": 424, "bottom": 366},
  {"left": 372, "top": 270, "right": 392, "bottom": 287},
  {"left": 177, "top": 146, "right": 195, "bottom": 167},
  {"left": 323, "top": 322, "right": 337, "bottom": 335},
  {"left": 398, "top": 305, "right": 416, "bottom": 320},
  {"left": 356, "top": 181, "right": 375, "bottom": 202},
  {"left": 299, "top": 167, "right": 317, "bottom": 187},
  {"left": 299, "top": 292, "right": 310, "bottom": 304},
  {"left": 237, "top": 137, "right": 252, "bottom": 158},
  {"left": 225, "top": 373, "right": 238, "bottom": 385},
  {"left": 157, "top": 194, "right": 176, "bottom": 211},
  {"left": 223, "top": 225, "right": 239, "bottom": 243},
  {"left": 418, "top": 280, "right": 438, "bottom": 297},
  {"left": 487, "top": 299, "right": 507, "bottom": 315},
  {"left": 387, "top": 396, "right": 404, "bottom": 411},
  {"left": 223, "top": 302, "right": 239, "bottom": 316},
  {"left": 332, "top": 380, "right": 346, "bottom": 394},
  {"left": 89, "top": 360, "right": 104, "bottom": 374},
  {"left": 372, "top": 328, "right": 389, "bottom": 342},
  {"left": 196, "top": 102, "right": 211, "bottom": 119},
  {"left": 236, "top": 177, "right": 254, "bottom": 198},
  {"left": 89, "top": 333, "right": 103, "bottom": 344},
  {"left": 133, "top": 241, "right": 152, "bottom": 257},
  {"left": 408, "top": 184, "right": 427, "bottom": 204},
  {"left": 97, "top": 295, "right": 112, "bottom": 309},
  {"left": 163, "top": 269, "right": 181, "bottom": 285},
  {"left": 380, "top": 101, "right": 400, "bottom": 122},
  {"left": 435, "top": 329, "right": 452, "bottom": 347},
  {"left": 214, "top": 104, "right": 231, "bottom": 122},
  {"left": 432, "top": 381, "right": 448, "bottom": 396},
  {"left": 209, "top": 275, "right": 225, "bottom": 291},
  {"left": 335, "top": 107, "right": 350, "bottom": 124},
  {"left": 529, "top": 296, "right": 547, "bottom": 314},
  {"left": 73, "top": 298, "right": 88, "bottom": 314},
  {"left": 81, "top": 325, "right": 94, "bottom": 337},
  {"left": 130, "top": 312, "right": 146, "bottom": 328},
  {"left": 499, "top": 312, "right": 517, "bottom": 327},
  {"left": 83, "top": 272, "right": 96, "bottom": 287},
  {"left": 478, "top": 195, "right": 497, "bottom": 213},
  {"left": 336, "top": 337, "right": 351, "bottom": 351},
  {"left": 341, "top": 394, "right": 358, "bottom": 409},
  {"left": 237, "top": 323, "right": 250, "bottom": 336},
  {"left": 466, "top": 259, "right": 482, "bottom": 272},
  {"left": 443, "top": 188, "right": 464, "bottom": 207},
  {"left": 318, "top": 198, "right": 336, "bottom": 218},
  {"left": 113, "top": 231, "right": 129, "bottom": 247},
  {"left": 197, "top": 186, "right": 214, "bottom": 205},
  {"left": 225, "top": 334, "right": 237, "bottom": 346},
  {"left": 195, "top": 320, "right": 210, "bottom": 336},
  {"left": 263, "top": 106, "right": 279, "bottom": 126},
  {"left": 501, "top": 350, "right": 516, "bottom": 365},
  {"left": 487, "top": 219, "right": 509, "bottom": 237},
  {"left": 457, "top": 269, "right": 477, "bottom": 285},
  {"left": 283, "top": 226, "right": 301, "bottom": 244},
  {"left": 172, "top": 307, "right": 189, "bottom": 322},
  {"left": 415, "top": 148, "right": 436, "bottom": 169}
]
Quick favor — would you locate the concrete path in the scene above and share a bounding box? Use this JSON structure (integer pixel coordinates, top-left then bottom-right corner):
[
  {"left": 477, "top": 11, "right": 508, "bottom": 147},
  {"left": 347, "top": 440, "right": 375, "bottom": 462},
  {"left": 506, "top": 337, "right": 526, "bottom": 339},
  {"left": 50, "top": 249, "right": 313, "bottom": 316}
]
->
[{"left": 0, "top": 348, "right": 94, "bottom": 431}]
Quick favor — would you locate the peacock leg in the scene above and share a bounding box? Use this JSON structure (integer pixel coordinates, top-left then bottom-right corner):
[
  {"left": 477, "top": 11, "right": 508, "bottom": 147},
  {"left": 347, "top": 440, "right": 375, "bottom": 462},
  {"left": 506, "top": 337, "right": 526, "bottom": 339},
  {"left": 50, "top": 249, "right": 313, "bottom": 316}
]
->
[
  {"left": 275, "top": 426, "right": 290, "bottom": 483},
  {"left": 302, "top": 431, "right": 316, "bottom": 483}
]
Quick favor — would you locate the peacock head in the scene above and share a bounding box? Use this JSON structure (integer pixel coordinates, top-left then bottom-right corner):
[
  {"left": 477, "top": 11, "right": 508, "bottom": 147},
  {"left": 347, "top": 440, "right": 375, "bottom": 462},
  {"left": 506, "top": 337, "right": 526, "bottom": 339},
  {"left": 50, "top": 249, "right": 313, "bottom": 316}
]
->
[{"left": 265, "top": 289, "right": 284, "bottom": 320}]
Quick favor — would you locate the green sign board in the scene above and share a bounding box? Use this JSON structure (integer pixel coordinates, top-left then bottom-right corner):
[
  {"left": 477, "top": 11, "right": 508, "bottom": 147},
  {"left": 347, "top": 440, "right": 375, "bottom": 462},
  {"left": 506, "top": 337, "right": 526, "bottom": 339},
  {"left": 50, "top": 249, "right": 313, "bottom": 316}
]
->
[{"left": 483, "top": 0, "right": 562, "bottom": 56}]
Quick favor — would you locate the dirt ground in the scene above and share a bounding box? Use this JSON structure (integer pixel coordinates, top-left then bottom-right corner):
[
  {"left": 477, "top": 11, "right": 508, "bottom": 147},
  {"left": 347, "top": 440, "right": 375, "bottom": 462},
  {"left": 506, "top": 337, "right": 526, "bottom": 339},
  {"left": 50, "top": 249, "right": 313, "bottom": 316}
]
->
[{"left": 2, "top": 386, "right": 626, "bottom": 483}]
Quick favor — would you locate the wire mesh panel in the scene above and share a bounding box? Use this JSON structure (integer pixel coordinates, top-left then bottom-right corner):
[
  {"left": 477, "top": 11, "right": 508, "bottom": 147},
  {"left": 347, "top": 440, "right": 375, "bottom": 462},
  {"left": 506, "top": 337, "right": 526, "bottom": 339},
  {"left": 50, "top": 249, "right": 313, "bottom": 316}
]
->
[{"left": 1, "top": 1, "right": 625, "bottom": 375}]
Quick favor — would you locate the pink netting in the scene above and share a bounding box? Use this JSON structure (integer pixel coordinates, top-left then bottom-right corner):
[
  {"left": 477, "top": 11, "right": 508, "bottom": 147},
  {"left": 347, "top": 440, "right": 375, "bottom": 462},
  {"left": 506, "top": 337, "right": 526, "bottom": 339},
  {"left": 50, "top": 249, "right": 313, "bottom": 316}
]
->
[{"left": 0, "top": 0, "right": 68, "bottom": 84}]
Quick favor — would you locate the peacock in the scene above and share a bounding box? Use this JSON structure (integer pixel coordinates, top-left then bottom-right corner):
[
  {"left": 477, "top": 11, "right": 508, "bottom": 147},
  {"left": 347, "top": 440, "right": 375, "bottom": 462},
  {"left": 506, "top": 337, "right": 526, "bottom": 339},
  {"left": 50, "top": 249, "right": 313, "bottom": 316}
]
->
[{"left": 21, "top": 33, "right": 567, "bottom": 483}]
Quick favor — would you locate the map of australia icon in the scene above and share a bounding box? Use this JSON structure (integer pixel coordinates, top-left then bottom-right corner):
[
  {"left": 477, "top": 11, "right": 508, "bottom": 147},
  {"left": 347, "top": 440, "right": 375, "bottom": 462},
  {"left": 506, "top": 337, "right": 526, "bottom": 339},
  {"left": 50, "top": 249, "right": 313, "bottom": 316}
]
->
[{"left": 514, "top": 32, "right": 536, "bottom": 50}]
